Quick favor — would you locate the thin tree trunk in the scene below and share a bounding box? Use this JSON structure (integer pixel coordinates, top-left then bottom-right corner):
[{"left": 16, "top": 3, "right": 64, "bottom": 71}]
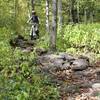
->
[
  {"left": 69, "top": 0, "right": 73, "bottom": 23},
  {"left": 50, "top": 0, "right": 58, "bottom": 51},
  {"left": 31, "top": 0, "right": 34, "bottom": 10},
  {"left": 84, "top": 8, "right": 87, "bottom": 24},
  {"left": 77, "top": 1, "right": 79, "bottom": 23},
  {"left": 58, "top": 0, "right": 62, "bottom": 28},
  {"left": 90, "top": 11, "right": 94, "bottom": 23},
  {"left": 69, "top": 0, "right": 76, "bottom": 23},
  {"left": 27, "top": 0, "right": 31, "bottom": 18},
  {"left": 14, "top": 0, "right": 19, "bottom": 34},
  {"left": 46, "top": 0, "right": 50, "bottom": 33}
]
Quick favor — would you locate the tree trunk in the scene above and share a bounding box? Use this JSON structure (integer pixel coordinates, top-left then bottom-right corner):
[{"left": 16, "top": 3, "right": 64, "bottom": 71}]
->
[
  {"left": 50, "top": 0, "right": 58, "bottom": 51},
  {"left": 14, "top": 0, "right": 19, "bottom": 34},
  {"left": 58, "top": 0, "right": 62, "bottom": 28},
  {"left": 27, "top": 0, "right": 31, "bottom": 18},
  {"left": 69, "top": 0, "right": 73, "bottom": 23},
  {"left": 84, "top": 8, "right": 87, "bottom": 24},
  {"left": 31, "top": 0, "right": 34, "bottom": 10},
  {"left": 77, "top": 1, "right": 80, "bottom": 23},
  {"left": 69, "top": 0, "right": 78, "bottom": 24},
  {"left": 90, "top": 11, "right": 94, "bottom": 23},
  {"left": 46, "top": 0, "right": 50, "bottom": 33}
]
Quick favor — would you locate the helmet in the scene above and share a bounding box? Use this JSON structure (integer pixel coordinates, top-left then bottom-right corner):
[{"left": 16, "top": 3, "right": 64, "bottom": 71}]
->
[{"left": 32, "top": 10, "right": 36, "bottom": 14}]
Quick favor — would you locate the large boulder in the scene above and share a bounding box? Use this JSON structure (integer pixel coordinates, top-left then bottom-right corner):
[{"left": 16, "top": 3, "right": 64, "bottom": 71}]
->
[
  {"left": 71, "top": 58, "right": 89, "bottom": 71},
  {"left": 58, "top": 52, "right": 75, "bottom": 61}
]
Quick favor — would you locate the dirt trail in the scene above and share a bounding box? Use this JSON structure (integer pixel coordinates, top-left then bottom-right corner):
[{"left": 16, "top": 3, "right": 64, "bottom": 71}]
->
[{"left": 9, "top": 35, "right": 35, "bottom": 52}]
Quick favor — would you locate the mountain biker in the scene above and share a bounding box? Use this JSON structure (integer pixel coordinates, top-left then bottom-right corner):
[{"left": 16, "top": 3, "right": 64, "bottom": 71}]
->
[{"left": 27, "top": 10, "right": 39, "bottom": 40}]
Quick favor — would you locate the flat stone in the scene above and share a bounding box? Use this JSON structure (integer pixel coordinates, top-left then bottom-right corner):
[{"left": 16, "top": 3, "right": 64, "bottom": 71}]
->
[
  {"left": 59, "top": 52, "right": 75, "bottom": 61},
  {"left": 61, "top": 62, "right": 71, "bottom": 70},
  {"left": 92, "top": 83, "right": 100, "bottom": 89},
  {"left": 91, "top": 83, "right": 100, "bottom": 97},
  {"left": 35, "top": 48, "right": 47, "bottom": 56},
  {"left": 95, "top": 69, "right": 100, "bottom": 80},
  {"left": 71, "top": 58, "right": 89, "bottom": 71},
  {"left": 53, "top": 59, "right": 64, "bottom": 67},
  {"left": 67, "top": 97, "right": 74, "bottom": 100},
  {"left": 95, "top": 61, "right": 100, "bottom": 67}
]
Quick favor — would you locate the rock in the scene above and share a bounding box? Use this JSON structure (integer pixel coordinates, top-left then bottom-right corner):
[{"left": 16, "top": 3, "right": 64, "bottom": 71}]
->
[
  {"left": 67, "top": 97, "right": 74, "bottom": 100},
  {"left": 22, "top": 47, "right": 33, "bottom": 52},
  {"left": 48, "top": 54, "right": 61, "bottom": 62},
  {"left": 35, "top": 48, "right": 48, "bottom": 56},
  {"left": 75, "top": 93, "right": 99, "bottom": 100},
  {"left": 78, "top": 56, "right": 89, "bottom": 62},
  {"left": 95, "top": 60, "right": 100, "bottom": 67},
  {"left": 59, "top": 52, "right": 75, "bottom": 61},
  {"left": 9, "top": 35, "right": 34, "bottom": 49},
  {"left": 50, "top": 78, "right": 63, "bottom": 86},
  {"left": 71, "top": 58, "right": 89, "bottom": 71},
  {"left": 95, "top": 69, "right": 100, "bottom": 80},
  {"left": 61, "top": 85, "right": 80, "bottom": 94},
  {"left": 92, "top": 83, "right": 100, "bottom": 90},
  {"left": 53, "top": 59, "right": 64, "bottom": 68},
  {"left": 37, "top": 55, "right": 52, "bottom": 64},
  {"left": 91, "top": 83, "right": 100, "bottom": 97},
  {"left": 40, "top": 66, "right": 51, "bottom": 74},
  {"left": 61, "top": 62, "right": 71, "bottom": 70}
]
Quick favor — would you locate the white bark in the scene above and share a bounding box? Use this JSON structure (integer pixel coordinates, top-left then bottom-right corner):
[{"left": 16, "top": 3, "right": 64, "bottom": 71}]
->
[{"left": 46, "top": 0, "right": 50, "bottom": 32}]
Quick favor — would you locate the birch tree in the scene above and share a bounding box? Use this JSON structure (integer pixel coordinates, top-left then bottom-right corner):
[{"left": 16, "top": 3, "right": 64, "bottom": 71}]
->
[{"left": 46, "top": 0, "right": 50, "bottom": 33}]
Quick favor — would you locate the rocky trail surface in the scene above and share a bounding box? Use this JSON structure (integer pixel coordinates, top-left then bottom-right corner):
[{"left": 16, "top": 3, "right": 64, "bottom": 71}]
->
[
  {"left": 9, "top": 35, "right": 100, "bottom": 100},
  {"left": 36, "top": 51, "right": 100, "bottom": 100},
  {"left": 9, "top": 35, "right": 35, "bottom": 52}
]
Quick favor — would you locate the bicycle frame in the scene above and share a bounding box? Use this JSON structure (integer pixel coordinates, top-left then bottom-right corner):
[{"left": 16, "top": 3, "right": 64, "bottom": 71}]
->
[{"left": 30, "top": 23, "right": 39, "bottom": 40}]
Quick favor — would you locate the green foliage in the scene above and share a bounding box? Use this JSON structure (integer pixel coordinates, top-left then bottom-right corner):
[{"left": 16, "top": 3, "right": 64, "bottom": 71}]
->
[
  {"left": 57, "top": 23, "right": 100, "bottom": 54},
  {"left": 0, "top": 0, "right": 100, "bottom": 99},
  {"left": 0, "top": 28, "right": 59, "bottom": 100}
]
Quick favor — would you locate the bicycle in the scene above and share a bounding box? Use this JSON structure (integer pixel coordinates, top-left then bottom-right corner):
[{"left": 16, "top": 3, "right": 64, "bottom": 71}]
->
[{"left": 30, "top": 23, "right": 39, "bottom": 40}]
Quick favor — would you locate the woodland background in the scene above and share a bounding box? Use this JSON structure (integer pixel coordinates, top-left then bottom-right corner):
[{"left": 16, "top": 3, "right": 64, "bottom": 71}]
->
[{"left": 0, "top": 0, "right": 100, "bottom": 99}]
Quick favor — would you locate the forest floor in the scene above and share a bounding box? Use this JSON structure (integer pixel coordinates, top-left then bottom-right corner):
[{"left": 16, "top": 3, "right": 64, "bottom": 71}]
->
[
  {"left": 36, "top": 51, "right": 100, "bottom": 100},
  {"left": 10, "top": 35, "right": 100, "bottom": 100}
]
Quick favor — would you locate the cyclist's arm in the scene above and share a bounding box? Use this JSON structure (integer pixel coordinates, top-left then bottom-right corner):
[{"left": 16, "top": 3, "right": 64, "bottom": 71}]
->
[
  {"left": 27, "top": 17, "right": 32, "bottom": 23},
  {"left": 37, "top": 17, "right": 40, "bottom": 24}
]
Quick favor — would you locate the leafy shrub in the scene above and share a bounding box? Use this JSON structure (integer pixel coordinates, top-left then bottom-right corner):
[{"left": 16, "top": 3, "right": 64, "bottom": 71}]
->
[
  {"left": 57, "top": 23, "right": 100, "bottom": 54},
  {"left": 0, "top": 28, "right": 59, "bottom": 100}
]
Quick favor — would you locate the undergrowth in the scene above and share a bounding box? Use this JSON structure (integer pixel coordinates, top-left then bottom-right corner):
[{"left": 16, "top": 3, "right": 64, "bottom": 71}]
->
[
  {"left": 0, "top": 28, "right": 59, "bottom": 100},
  {"left": 0, "top": 23, "right": 100, "bottom": 99},
  {"left": 57, "top": 23, "right": 100, "bottom": 59}
]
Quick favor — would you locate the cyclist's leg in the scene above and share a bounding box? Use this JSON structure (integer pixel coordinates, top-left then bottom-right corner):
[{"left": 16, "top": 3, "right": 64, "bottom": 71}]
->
[
  {"left": 35, "top": 23, "right": 39, "bottom": 38},
  {"left": 30, "top": 26, "right": 32, "bottom": 36},
  {"left": 33, "top": 24, "right": 36, "bottom": 36},
  {"left": 35, "top": 23, "right": 39, "bottom": 31},
  {"left": 32, "top": 24, "right": 37, "bottom": 40},
  {"left": 30, "top": 25, "right": 34, "bottom": 40}
]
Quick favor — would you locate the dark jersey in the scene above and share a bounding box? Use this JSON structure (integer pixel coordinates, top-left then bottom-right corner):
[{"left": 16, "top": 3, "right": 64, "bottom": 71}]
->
[{"left": 31, "top": 15, "right": 39, "bottom": 24}]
